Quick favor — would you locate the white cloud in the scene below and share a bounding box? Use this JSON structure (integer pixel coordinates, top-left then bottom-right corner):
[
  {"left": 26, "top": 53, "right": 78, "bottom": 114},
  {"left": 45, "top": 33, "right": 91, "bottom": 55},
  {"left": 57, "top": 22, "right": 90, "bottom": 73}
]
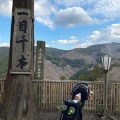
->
[
  {"left": 77, "top": 24, "right": 120, "bottom": 48},
  {"left": 55, "top": 0, "right": 120, "bottom": 24},
  {"left": 70, "top": 36, "right": 77, "bottom": 40},
  {"left": 0, "top": 43, "right": 10, "bottom": 47},
  {"left": 0, "top": 0, "right": 56, "bottom": 29},
  {"left": 54, "top": 0, "right": 120, "bottom": 19},
  {"left": 54, "top": 0, "right": 81, "bottom": 7},
  {"left": 89, "top": 0, "right": 120, "bottom": 19},
  {"left": 76, "top": 42, "right": 93, "bottom": 48},
  {"left": 52, "top": 23, "right": 120, "bottom": 48},
  {"left": 46, "top": 44, "right": 49, "bottom": 47},
  {"left": 70, "top": 24, "right": 120, "bottom": 48},
  {"left": 54, "top": 7, "right": 93, "bottom": 28},
  {"left": 87, "top": 24, "right": 120, "bottom": 43},
  {"left": 0, "top": 0, "right": 120, "bottom": 28},
  {"left": 56, "top": 39, "right": 79, "bottom": 45},
  {"left": 0, "top": 0, "right": 12, "bottom": 16},
  {"left": 34, "top": 0, "right": 56, "bottom": 29},
  {"left": 53, "top": 36, "right": 79, "bottom": 45}
]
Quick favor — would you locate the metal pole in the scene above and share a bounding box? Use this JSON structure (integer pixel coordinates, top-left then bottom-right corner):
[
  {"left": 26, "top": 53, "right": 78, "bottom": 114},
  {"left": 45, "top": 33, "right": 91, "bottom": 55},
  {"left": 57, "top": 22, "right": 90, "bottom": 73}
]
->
[
  {"left": 101, "top": 71, "right": 116, "bottom": 120},
  {"left": 104, "top": 71, "right": 107, "bottom": 117}
]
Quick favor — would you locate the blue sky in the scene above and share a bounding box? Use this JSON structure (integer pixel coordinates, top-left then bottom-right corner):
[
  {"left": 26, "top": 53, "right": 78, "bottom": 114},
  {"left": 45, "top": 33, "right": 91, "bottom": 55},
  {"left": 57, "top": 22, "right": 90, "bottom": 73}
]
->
[{"left": 0, "top": 0, "right": 120, "bottom": 50}]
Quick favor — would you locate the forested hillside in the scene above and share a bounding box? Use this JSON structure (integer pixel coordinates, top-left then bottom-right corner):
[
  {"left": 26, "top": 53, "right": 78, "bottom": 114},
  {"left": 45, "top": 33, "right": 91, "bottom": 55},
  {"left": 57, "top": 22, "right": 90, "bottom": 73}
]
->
[
  {"left": 0, "top": 47, "right": 9, "bottom": 78},
  {"left": 0, "top": 43, "right": 120, "bottom": 81}
]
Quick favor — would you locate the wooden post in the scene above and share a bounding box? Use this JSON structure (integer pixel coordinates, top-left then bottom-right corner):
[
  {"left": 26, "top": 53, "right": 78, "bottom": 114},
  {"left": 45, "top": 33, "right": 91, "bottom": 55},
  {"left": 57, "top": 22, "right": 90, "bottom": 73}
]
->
[
  {"left": 35, "top": 41, "right": 45, "bottom": 80},
  {"left": 35, "top": 41, "right": 45, "bottom": 109},
  {"left": 1, "top": 0, "right": 37, "bottom": 120},
  {"left": 10, "top": 8, "right": 32, "bottom": 74}
]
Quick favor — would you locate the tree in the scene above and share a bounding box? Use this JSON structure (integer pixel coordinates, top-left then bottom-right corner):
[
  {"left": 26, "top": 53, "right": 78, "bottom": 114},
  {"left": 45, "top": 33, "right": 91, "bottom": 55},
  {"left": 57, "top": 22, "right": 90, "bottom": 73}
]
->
[
  {"left": 0, "top": 0, "right": 37, "bottom": 120},
  {"left": 78, "top": 64, "right": 103, "bottom": 81},
  {"left": 79, "top": 74, "right": 87, "bottom": 80},
  {"left": 60, "top": 75, "right": 66, "bottom": 80},
  {"left": 88, "top": 64, "right": 103, "bottom": 81}
]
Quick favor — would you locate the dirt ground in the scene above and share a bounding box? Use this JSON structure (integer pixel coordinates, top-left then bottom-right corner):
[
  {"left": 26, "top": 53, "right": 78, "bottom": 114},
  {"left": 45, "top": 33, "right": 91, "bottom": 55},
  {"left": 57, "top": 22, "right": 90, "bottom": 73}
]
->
[
  {"left": 36, "top": 111, "right": 120, "bottom": 120},
  {"left": 0, "top": 109, "right": 119, "bottom": 120}
]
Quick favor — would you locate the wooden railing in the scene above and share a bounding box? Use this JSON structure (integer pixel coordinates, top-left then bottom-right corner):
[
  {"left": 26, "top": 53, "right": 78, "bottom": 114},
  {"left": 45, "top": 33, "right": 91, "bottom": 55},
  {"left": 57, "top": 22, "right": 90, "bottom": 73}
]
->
[
  {"left": 32, "top": 80, "right": 120, "bottom": 115},
  {"left": 0, "top": 79, "right": 120, "bottom": 115}
]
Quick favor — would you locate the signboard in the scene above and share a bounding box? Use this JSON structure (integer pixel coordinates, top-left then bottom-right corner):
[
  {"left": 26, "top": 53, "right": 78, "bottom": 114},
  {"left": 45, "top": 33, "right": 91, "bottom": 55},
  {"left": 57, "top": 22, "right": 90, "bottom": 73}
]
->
[
  {"left": 35, "top": 41, "right": 45, "bottom": 79},
  {"left": 11, "top": 8, "right": 32, "bottom": 73}
]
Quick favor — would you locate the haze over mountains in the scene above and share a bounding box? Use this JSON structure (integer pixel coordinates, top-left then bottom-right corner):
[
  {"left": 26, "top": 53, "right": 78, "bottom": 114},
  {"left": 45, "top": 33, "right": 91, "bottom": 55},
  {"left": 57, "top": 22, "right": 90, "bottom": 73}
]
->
[{"left": 0, "top": 42, "right": 120, "bottom": 81}]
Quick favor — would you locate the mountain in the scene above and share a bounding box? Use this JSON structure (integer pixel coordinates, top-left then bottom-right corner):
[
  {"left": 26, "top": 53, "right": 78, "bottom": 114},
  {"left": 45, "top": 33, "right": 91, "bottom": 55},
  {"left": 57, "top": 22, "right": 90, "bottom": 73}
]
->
[
  {"left": 0, "top": 42, "right": 120, "bottom": 81},
  {"left": 44, "top": 42, "right": 120, "bottom": 81}
]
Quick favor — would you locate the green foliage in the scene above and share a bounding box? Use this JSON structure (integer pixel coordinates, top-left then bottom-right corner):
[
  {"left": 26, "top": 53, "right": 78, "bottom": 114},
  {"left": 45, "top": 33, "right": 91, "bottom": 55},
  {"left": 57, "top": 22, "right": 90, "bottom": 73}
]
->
[
  {"left": 75, "top": 44, "right": 105, "bottom": 55},
  {"left": 63, "top": 58, "right": 86, "bottom": 68},
  {"left": 0, "top": 47, "right": 9, "bottom": 78},
  {"left": 0, "top": 43, "right": 120, "bottom": 80},
  {"left": 70, "top": 64, "right": 103, "bottom": 81},
  {"left": 73, "top": 48, "right": 88, "bottom": 55},
  {"left": 60, "top": 75, "right": 66, "bottom": 80},
  {"left": 85, "top": 44, "right": 105, "bottom": 54},
  {"left": 45, "top": 49, "right": 86, "bottom": 68},
  {"left": 46, "top": 47, "right": 68, "bottom": 55},
  {"left": 45, "top": 50, "right": 67, "bottom": 67},
  {"left": 96, "top": 52, "right": 106, "bottom": 57},
  {"left": 70, "top": 68, "right": 90, "bottom": 80},
  {"left": 88, "top": 64, "right": 103, "bottom": 81}
]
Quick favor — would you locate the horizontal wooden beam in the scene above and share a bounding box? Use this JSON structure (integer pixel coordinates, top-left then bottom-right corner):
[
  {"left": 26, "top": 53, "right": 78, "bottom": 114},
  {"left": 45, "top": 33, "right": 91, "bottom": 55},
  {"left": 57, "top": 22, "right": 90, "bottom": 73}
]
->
[{"left": 10, "top": 70, "right": 32, "bottom": 75}]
